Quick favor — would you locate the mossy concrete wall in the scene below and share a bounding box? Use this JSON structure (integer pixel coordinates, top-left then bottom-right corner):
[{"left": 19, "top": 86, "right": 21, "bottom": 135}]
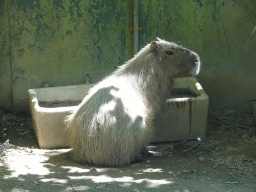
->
[
  {"left": 1, "top": 0, "right": 256, "bottom": 111},
  {"left": 0, "top": 0, "right": 133, "bottom": 111},
  {"left": 139, "top": 0, "right": 256, "bottom": 110},
  {"left": 0, "top": 0, "right": 12, "bottom": 110}
]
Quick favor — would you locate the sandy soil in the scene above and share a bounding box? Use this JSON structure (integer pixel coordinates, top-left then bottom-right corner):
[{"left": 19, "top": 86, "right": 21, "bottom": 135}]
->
[{"left": 0, "top": 109, "right": 255, "bottom": 192}]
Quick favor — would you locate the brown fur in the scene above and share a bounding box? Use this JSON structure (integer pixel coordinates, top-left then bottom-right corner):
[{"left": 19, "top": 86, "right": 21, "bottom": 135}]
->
[{"left": 66, "top": 37, "right": 200, "bottom": 167}]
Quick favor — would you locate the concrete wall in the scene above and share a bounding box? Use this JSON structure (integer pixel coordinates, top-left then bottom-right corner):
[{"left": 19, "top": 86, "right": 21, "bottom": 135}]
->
[
  {"left": 139, "top": 0, "right": 256, "bottom": 110},
  {"left": 0, "top": 0, "right": 132, "bottom": 111},
  {"left": 0, "top": 0, "right": 12, "bottom": 110},
  {"left": 1, "top": 0, "right": 256, "bottom": 111}
]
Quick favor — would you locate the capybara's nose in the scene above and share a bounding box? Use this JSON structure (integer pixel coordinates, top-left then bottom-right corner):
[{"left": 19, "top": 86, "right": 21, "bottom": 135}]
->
[
  {"left": 194, "top": 54, "right": 201, "bottom": 75},
  {"left": 191, "top": 52, "right": 200, "bottom": 66}
]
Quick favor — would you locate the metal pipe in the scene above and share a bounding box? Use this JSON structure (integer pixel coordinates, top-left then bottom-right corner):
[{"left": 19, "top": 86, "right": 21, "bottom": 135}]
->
[{"left": 134, "top": 0, "right": 139, "bottom": 54}]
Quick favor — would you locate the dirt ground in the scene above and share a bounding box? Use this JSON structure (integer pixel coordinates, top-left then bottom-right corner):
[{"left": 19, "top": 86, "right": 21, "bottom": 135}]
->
[{"left": 0, "top": 108, "right": 255, "bottom": 192}]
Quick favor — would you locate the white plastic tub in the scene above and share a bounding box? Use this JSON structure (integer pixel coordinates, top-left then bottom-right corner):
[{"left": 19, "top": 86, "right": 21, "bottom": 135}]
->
[{"left": 29, "top": 77, "right": 209, "bottom": 149}]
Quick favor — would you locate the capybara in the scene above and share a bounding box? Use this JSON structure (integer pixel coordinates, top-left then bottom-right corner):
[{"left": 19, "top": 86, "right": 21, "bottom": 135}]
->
[{"left": 66, "top": 37, "right": 200, "bottom": 167}]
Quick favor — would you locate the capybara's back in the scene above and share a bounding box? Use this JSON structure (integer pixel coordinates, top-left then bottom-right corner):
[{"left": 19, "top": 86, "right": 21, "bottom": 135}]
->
[{"left": 67, "top": 37, "right": 200, "bottom": 167}]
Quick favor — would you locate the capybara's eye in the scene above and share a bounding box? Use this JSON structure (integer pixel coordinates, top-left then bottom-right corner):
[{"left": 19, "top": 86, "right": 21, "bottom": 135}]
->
[{"left": 166, "top": 51, "right": 174, "bottom": 55}]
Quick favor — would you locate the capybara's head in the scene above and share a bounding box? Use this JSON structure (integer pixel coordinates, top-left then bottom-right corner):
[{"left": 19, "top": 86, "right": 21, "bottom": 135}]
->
[{"left": 150, "top": 37, "right": 200, "bottom": 78}]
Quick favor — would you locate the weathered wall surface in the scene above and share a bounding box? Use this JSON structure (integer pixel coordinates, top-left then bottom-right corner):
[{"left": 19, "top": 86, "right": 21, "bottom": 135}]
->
[
  {"left": 0, "top": 0, "right": 12, "bottom": 110},
  {"left": 1, "top": 0, "right": 132, "bottom": 111},
  {"left": 1, "top": 0, "right": 256, "bottom": 111},
  {"left": 139, "top": 0, "right": 256, "bottom": 110}
]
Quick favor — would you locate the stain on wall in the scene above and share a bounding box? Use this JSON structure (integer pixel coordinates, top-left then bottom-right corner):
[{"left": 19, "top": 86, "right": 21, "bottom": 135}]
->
[
  {"left": 0, "top": 0, "right": 12, "bottom": 110},
  {"left": 2, "top": 0, "right": 130, "bottom": 111}
]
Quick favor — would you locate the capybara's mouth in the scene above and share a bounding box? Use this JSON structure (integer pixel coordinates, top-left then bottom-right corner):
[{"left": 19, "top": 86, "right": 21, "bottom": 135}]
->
[{"left": 193, "top": 60, "right": 201, "bottom": 76}]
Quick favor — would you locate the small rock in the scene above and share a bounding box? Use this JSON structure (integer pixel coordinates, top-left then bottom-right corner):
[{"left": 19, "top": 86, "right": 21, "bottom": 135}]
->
[{"left": 90, "top": 167, "right": 97, "bottom": 172}]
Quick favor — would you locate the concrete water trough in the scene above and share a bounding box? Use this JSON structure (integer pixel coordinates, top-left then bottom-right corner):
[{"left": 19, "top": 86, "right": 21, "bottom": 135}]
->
[
  {"left": 28, "top": 77, "right": 208, "bottom": 149},
  {"left": 153, "top": 77, "right": 209, "bottom": 142},
  {"left": 28, "top": 84, "right": 95, "bottom": 149}
]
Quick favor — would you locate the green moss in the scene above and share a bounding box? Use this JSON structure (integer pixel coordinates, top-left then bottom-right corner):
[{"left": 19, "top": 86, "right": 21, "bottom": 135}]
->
[
  {"left": 7, "top": 0, "right": 128, "bottom": 86},
  {"left": 10, "top": 0, "right": 41, "bottom": 11},
  {"left": 0, "top": 0, "right": 5, "bottom": 17},
  {"left": 124, "top": 0, "right": 134, "bottom": 59}
]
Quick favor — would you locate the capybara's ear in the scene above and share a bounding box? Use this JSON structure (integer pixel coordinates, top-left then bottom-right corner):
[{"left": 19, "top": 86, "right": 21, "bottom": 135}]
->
[
  {"left": 150, "top": 38, "right": 160, "bottom": 53},
  {"left": 154, "top": 37, "right": 161, "bottom": 41}
]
